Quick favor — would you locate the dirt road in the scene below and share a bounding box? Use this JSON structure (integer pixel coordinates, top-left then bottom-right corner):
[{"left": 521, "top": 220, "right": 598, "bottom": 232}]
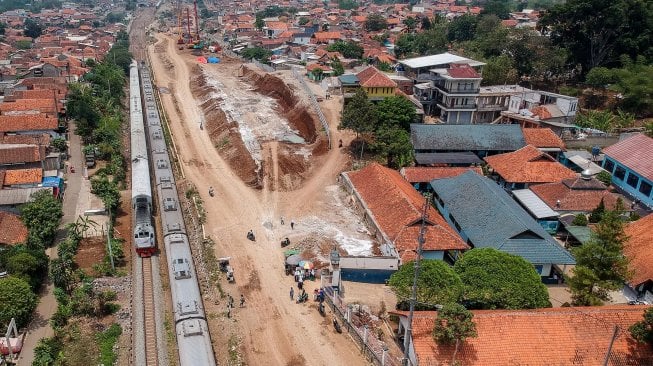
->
[{"left": 148, "top": 34, "right": 365, "bottom": 365}]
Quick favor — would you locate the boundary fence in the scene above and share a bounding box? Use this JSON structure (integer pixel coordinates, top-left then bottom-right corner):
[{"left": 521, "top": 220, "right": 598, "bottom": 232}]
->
[
  {"left": 322, "top": 278, "right": 401, "bottom": 366},
  {"left": 291, "top": 67, "right": 331, "bottom": 149}
]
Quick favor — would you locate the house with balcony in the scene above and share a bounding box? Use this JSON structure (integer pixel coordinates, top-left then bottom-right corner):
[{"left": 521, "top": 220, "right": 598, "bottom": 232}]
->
[
  {"left": 601, "top": 134, "right": 653, "bottom": 208},
  {"left": 500, "top": 90, "right": 579, "bottom": 129},
  {"left": 475, "top": 85, "right": 530, "bottom": 123},
  {"left": 412, "top": 63, "right": 481, "bottom": 124}
]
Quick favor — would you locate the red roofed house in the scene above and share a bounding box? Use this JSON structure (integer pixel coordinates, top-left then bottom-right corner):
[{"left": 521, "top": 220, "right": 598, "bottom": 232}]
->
[
  {"left": 624, "top": 214, "right": 653, "bottom": 299},
  {"left": 0, "top": 115, "right": 60, "bottom": 137},
  {"left": 399, "top": 166, "right": 482, "bottom": 191},
  {"left": 0, "top": 211, "right": 28, "bottom": 245},
  {"left": 529, "top": 170, "right": 627, "bottom": 213},
  {"left": 602, "top": 133, "right": 653, "bottom": 209},
  {"left": 310, "top": 31, "right": 341, "bottom": 44},
  {"left": 484, "top": 145, "right": 577, "bottom": 190},
  {"left": 341, "top": 163, "right": 469, "bottom": 264},
  {"left": 356, "top": 66, "right": 398, "bottom": 101},
  {"left": 522, "top": 127, "right": 566, "bottom": 159},
  {"left": 392, "top": 306, "right": 653, "bottom": 366}
]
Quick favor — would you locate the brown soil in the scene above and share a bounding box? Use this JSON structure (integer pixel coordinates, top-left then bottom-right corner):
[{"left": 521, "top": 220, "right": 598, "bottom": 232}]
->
[
  {"left": 189, "top": 65, "right": 262, "bottom": 188},
  {"left": 74, "top": 237, "right": 106, "bottom": 272}
]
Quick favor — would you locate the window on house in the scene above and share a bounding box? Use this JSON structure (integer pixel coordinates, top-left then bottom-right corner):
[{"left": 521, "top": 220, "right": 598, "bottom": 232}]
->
[
  {"left": 639, "top": 181, "right": 652, "bottom": 197},
  {"left": 533, "top": 265, "right": 544, "bottom": 275},
  {"left": 626, "top": 173, "right": 639, "bottom": 188},
  {"left": 614, "top": 166, "right": 626, "bottom": 180},
  {"left": 603, "top": 159, "right": 615, "bottom": 173}
]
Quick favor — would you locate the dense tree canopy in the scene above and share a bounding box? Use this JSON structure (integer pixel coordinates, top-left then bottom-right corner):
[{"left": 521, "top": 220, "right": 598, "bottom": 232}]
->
[
  {"left": 376, "top": 95, "right": 417, "bottom": 131},
  {"left": 241, "top": 46, "right": 272, "bottom": 62},
  {"left": 365, "top": 14, "right": 388, "bottom": 32},
  {"left": 454, "top": 248, "right": 551, "bottom": 309},
  {"left": 432, "top": 303, "right": 477, "bottom": 363},
  {"left": 540, "top": 0, "right": 653, "bottom": 72},
  {"left": 630, "top": 308, "right": 653, "bottom": 346},
  {"left": 388, "top": 260, "right": 463, "bottom": 310},
  {"left": 23, "top": 18, "right": 42, "bottom": 39},
  {"left": 0, "top": 276, "right": 38, "bottom": 329},
  {"left": 327, "top": 40, "right": 364, "bottom": 59},
  {"left": 567, "top": 206, "right": 630, "bottom": 306},
  {"left": 339, "top": 89, "right": 376, "bottom": 136},
  {"left": 20, "top": 190, "right": 63, "bottom": 250}
]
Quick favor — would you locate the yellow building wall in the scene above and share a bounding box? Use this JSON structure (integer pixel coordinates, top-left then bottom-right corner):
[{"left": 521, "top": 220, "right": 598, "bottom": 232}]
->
[{"left": 363, "top": 86, "right": 396, "bottom": 98}]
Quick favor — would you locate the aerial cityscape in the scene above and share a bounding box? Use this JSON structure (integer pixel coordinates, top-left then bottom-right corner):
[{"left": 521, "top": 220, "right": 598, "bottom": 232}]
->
[{"left": 0, "top": 0, "right": 652, "bottom": 365}]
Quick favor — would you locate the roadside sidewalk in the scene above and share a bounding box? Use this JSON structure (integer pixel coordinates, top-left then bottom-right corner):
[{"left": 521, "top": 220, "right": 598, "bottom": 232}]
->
[{"left": 17, "top": 123, "right": 83, "bottom": 366}]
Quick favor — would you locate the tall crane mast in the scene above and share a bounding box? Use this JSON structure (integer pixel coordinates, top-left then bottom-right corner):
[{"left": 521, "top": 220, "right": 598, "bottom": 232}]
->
[
  {"left": 186, "top": 7, "right": 191, "bottom": 41},
  {"left": 194, "top": 0, "right": 200, "bottom": 42}
]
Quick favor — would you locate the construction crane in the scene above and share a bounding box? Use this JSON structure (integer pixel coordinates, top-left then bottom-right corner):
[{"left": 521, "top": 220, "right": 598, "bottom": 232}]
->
[
  {"left": 176, "top": 0, "right": 184, "bottom": 44},
  {"left": 194, "top": 0, "right": 200, "bottom": 42}
]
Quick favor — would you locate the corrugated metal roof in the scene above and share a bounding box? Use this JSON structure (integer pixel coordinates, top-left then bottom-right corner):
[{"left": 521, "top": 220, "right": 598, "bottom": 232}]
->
[
  {"left": 411, "top": 124, "right": 526, "bottom": 151},
  {"left": 430, "top": 171, "right": 575, "bottom": 265},
  {"left": 399, "top": 52, "right": 485, "bottom": 69},
  {"left": 512, "top": 189, "right": 559, "bottom": 219},
  {"left": 603, "top": 134, "right": 653, "bottom": 181},
  {"left": 567, "top": 155, "right": 606, "bottom": 175},
  {"left": 414, "top": 152, "right": 482, "bottom": 165}
]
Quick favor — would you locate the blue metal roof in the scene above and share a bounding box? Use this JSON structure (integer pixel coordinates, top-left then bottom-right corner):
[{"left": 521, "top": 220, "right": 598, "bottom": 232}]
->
[
  {"left": 430, "top": 171, "right": 575, "bottom": 265},
  {"left": 410, "top": 124, "right": 526, "bottom": 152},
  {"left": 338, "top": 74, "right": 359, "bottom": 85}
]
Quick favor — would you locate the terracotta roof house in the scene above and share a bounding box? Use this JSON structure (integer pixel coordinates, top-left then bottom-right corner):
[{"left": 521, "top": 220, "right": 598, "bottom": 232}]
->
[
  {"left": 399, "top": 166, "right": 482, "bottom": 191},
  {"left": 529, "top": 171, "right": 626, "bottom": 213},
  {"left": 311, "top": 31, "right": 341, "bottom": 44},
  {"left": 392, "top": 306, "right": 653, "bottom": 366},
  {"left": 0, "top": 115, "right": 60, "bottom": 136},
  {"left": 602, "top": 134, "right": 653, "bottom": 209},
  {"left": 484, "top": 145, "right": 577, "bottom": 190},
  {"left": 1, "top": 167, "right": 42, "bottom": 187},
  {"left": 430, "top": 171, "right": 575, "bottom": 277},
  {"left": 341, "top": 163, "right": 469, "bottom": 264},
  {"left": 522, "top": 127, "right": 566, "bottom": 158},
  {"left": 0, "top": 211, "right": 28, "bottom": 245},
  {"left": 355, "top": 66, "right": 398, "bottom": 101},
  {"left": 623, "top": 214, "right": 653, "bottom": 297},
  {"left": 0, "top": 98, "right": 58, "bottom": 117},
  {"left": 0, "top": 144, "right": 46, "bottom": 166}
]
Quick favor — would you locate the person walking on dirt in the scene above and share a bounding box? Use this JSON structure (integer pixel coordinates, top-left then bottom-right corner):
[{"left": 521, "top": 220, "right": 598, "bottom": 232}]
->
[
  {"left": 290, "top": 220, "right": 295, "bottom": 230},
  {"left": 290, "top": 287, "right": 294, "bottom": 301},
  {"left": 240, "top": 294, "right": 245, "bottom": 308},
  {"left": 281, "top": 216, "right": 285, "bottom": 225},
  {"left": 228, "top": 294, "right": 234, "bottom": 308}
]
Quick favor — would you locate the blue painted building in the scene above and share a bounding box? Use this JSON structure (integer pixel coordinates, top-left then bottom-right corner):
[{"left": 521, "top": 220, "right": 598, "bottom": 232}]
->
[
  {"left": 602, "top": 134, "right": 653, "bottom": 209},
  {"left": 430, "top": 171, "right": 575, "bottom": 278}
]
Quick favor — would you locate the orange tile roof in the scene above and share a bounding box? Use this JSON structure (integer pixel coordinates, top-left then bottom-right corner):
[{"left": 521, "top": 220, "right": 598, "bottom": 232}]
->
[
  {"left": 346, "top": 163, "right": 468, "bottom": 261},
  {"left": 0, "top": 133, "right": 51, "bottom": 145},
  {"left": 400, "top": 167, "right": 482, "bottom": 183},
  {"left": 265, "top": 21, "right": 288, "bottom": 30},
  {"left": 393, "top": 306, "right": 653, "bottom": 366},
  {"left": 624, "top": 214, "right": 653, "bottom": 287},
  {"left": 484, "top": 145, "right": 577, "bottom": 184},
  {"left": 9, "top": 89, "right": 57, "bottom": 100},
  {"left": 522, "top": 127, "right": 566, "bottom": 149},
  {"left": 0, "top": 144, "right": 45, "bottom": 164},
  {"left": 0, "top": 98, "right": 57, "bottom": 114},
  {"left": 0, "top": 115, "right": 59, "bottom": 132},
  {"left": 2, "top": 168, "right": 42, "bottom": 185},
  {"left": 0, "top": 211, "right": 28, "bottom": 245},
  {"left": 530, "top": 177, "right": 623, "bottom": 212},
  {"left": 312, "top": 31, "right": 341, "bottom": 41},
  {"left": 356, "top": 66, "right": 397, "bottom": 88}
]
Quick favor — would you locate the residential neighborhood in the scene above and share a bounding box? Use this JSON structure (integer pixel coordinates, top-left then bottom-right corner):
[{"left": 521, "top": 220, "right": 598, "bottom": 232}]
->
[{"left": 0, "top": 0, "right": 652, "bottom": 365}]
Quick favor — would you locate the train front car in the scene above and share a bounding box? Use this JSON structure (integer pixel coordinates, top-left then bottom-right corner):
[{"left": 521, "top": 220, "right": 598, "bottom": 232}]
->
[{"left": 130, "top": 61, "right": 155, "bottom": 257}]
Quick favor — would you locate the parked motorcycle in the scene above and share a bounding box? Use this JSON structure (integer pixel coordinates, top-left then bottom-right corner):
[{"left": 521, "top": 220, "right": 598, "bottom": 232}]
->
[
  {"left": 318, "top": 302, "right": 325, "bottom": 317},
  {"left": 209, "top": 187, "right": 214, "bottom": 197},
  {"left": 247, "top": 230, "right": 255, "bottom": 241},
  {"left": 333, "top": 318, "right": 342, "bottom": 333}
]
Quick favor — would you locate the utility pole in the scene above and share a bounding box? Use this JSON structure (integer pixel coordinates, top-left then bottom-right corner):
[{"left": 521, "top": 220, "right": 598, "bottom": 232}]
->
[
  {"left": 402, "top": 196, "right": 429, "bottom": 366},
  {"left": 603, "top": 326, "right": 619, "bottom": 366},
  {"left": 107, "top": 205, "right": 115, "bottom": 270}
]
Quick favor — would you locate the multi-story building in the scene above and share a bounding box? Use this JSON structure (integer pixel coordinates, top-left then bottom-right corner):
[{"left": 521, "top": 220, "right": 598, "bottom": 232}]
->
[{"left": 400, "top": 53, "right": 484, "bottom": 124}]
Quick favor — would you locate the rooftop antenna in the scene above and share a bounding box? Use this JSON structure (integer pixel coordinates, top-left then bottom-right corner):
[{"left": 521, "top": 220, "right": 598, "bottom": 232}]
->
[{"left": 402, "top": 196, "right": 429, "bottom": 366}]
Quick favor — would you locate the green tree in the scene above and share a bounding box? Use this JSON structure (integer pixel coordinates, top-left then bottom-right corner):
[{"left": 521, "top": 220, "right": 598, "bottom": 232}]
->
[
  {"left": 298, "top": 16, "right": 310, "bottom": 25},
  {"left": 24, "top": 18, "right": 43, "bottom": 39},
  {"left": 241, "top": 47, "right": 272, "bottom": 61},
  {"left": 389, "top": 260, "right": 463, "bottom": 310},
  {"left": 404, "top": 16, "right": 417, "bottom": 32},
  {"left": 588, "top": 198, "right": 606, "bottom": 223},
  {"left": 365, "top": 14, "right": 388, "bottom": 32},
  {"left": 50, "top": 137, "right": 67, "bottom": 152},
  {"left": 567, "top": 207, "right": 630, "bottom": 306},
  {"left": 327, "top": 40, "right": 364, "bottom": 59},
  {"left": 20, "top": 190, "right": 63, "bottom": 249},
  {"left": 480, "top": 55, "right": 518, "bottom": 86},
  {"left": 338, "top": 0, "right": 357, "bottom": 10},
  {"left": 481, "top": 0, "right": 511, "bottom": 19},
  {"left": 447, "top": 14, "right": 477, "bottom": 42},
  {"left": 33, "top": 337, "right": 63, "bottom": 366},
  {"left": 432, "top": 303, "right": 477, "bottom": 364},
  {"left": 310, "top": 67, "right": 324, "bottom": 80},
  {"left": 630, "top": 307, "right": 653, "bottom": 346},
  {"left": 67, "top": 83, "right": 101, "bottom": 140},
  {"left": 571, "top": 214, "right": 588, "bottom": 226},
  {"left": 376, "top": 95, "right": 416, "bottom": 131},
  {"left": 50, "top": 256, "right": 75, "bottom": 293},
  {"left": 0, "top": 22, "right": 6, "bottom": 35},
  {"left": 596, "top": 171, "right": 612, "bottom": 186},
  {"left": 585, "top": 67, "right": 616, "bottom": 88},
  {"left": 0, "top": 276, "right": 37, "bottom": 329},
  {"left": 91, "top": 176, "right": 121, "bottom": 212},
  {"left": 575, "top": 110, "right": 616, "bottom": 132},
  {"left": 331, "top": 59, "right": 345, "bottom": 76},
  {"left": 539, "top": 0, "right": 653, "bottom": 72},
  {"left": 15, "top": 40, "right": 32, "bottom": 49},
  {"left": 339, "top": 89, "right": 376, "bottom": 136},
  {"left": 254, "top": 15, "right": 264, "bottom": 31},
  {"left": 609, "top": 62, "right": 653, "bottom": 117},
  {"left": 6, "top": 250, "right": 48, "bottom": 291},
  {"left": 454, "top": 248, "right": 551, "bottom": 309}
]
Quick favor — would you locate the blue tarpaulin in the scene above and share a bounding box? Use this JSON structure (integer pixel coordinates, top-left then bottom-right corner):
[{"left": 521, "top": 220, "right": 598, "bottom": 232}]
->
[
  {"left": 42, "top": 176, "right": 63, "bottom": 189},
  {"left": 207, "top": 57, "right": 220, "bottom": 64}
]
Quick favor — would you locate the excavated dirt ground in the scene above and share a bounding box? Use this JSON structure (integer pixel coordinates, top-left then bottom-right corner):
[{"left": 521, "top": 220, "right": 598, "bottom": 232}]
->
[{"left": 189, "top": 62, "right": 326, "bottom": 191}]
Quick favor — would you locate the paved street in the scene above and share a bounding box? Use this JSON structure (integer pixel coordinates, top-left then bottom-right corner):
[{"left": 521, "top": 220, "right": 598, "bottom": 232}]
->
[{"left": 17, "top": 123, "right": 83, "bottom": 366}]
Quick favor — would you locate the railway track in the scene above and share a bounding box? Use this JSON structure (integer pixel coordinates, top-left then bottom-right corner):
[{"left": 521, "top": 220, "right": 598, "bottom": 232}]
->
[{"left": 142, "top": 258, "right": 158, "bottom": 366}]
